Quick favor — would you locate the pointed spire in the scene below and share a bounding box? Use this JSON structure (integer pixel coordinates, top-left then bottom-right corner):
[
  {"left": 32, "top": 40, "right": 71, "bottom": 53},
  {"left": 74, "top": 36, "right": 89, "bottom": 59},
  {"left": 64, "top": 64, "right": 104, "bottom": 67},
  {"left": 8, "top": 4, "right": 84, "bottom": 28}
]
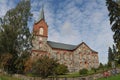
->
[
  {"left": 35, "top": 5, "right": 45, "bottom": 23},
  {"left": 40, "top": 5, "right": 45, "bottom": 20}
]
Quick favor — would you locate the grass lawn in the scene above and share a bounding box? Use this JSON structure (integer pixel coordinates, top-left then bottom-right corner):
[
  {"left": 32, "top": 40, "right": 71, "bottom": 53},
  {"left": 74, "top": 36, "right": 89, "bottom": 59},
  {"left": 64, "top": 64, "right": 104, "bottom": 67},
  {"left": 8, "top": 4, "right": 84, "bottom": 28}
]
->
[
  {"left": 56, "top": 72, "right": 80, "bottom": 78},
  {"left": 97, "top": 74, "right": 120, "bottom": 80},
  {"left": 0, "top": 74, "right": 22, "bottom": 80},
  {"left": 51, "top": 70, "right": 95, "bottom": 78}
]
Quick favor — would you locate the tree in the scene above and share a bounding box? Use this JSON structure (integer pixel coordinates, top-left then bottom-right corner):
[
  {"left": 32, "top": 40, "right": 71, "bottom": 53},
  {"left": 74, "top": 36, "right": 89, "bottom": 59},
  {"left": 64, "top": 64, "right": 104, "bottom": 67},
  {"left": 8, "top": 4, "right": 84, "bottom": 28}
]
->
[
  {"left": 14, "top": 52, "right": 31, "bottom": 74},
  {"left": 113, "top": 45, "right": 117, "bottom": 54},
  {"left": 0, "top": 53, "right": 12, "bottom": 69},
  {"left": 112, "top": 44, "right": 118, "bottom": 61},
  {"left": 106, "top": 0, "right": 120, "bottom": 51},
  {"left": 0, "top": 0, "right": 32, "bottom": 74},
  {"left": 24, "top": 58, "right": 33, "bottom": 73},
  {"left": 99, "top": 63, "right": 104, "bottom": 69},
  {"left": 31, "top": 56, "right": 69, "bottom": 78},
  {"left": 31, "top": 56, "right": 58, "bottom": 78},
  {"left": 108, "top": 47, "right": 114, "bottom": 62},
  {"left": 0, "top": 0, "right": 32, "bottom": 56}
]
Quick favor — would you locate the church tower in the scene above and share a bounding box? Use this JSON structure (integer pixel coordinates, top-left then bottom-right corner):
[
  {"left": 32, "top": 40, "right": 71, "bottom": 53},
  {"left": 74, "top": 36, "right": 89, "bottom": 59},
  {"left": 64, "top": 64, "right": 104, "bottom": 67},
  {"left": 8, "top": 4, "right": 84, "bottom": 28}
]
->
[
  {"left": 32, "top": 7, "right": 48, "bottom": 50},
  {"left": 31, "top": 6, "right": 99, "bottom": 72}
]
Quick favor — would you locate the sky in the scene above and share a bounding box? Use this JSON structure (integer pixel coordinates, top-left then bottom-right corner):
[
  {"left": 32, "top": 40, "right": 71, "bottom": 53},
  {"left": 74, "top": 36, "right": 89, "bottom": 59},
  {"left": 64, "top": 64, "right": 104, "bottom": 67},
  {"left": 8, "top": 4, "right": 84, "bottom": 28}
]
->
[{"left": 0, "top": 0, "right": 114, "bottom": 64}]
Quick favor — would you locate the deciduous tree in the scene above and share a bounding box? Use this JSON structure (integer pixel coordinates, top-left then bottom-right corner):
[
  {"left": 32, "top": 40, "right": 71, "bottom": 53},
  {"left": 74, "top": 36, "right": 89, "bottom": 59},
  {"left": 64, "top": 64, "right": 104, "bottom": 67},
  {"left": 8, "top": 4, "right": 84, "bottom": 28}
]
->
[{"left": 0, "top": 0, "right": 32, "bottom": 74}]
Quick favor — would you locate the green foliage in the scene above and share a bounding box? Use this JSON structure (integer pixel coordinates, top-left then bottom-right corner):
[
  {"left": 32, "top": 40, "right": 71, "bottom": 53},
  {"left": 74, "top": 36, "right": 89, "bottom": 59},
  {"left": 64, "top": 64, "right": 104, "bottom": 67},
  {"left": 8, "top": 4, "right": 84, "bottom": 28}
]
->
[
  {"left": 97, "top": 73, "right": 120, "bottom": 80},
  {"left": 79, "top": 68, "right": 88, "bottom": 75},
  {"left": 0, "top": 0, "right": 32, "bottom": 56},
  {"left": 0, "top": 0, "right": 32, "bottom": 74},
  {"left": 99, "top": 63, "right": 104, "bottom": 69},
  {"left": 107, "top": 61, "right": 112, "bottom": 68},
  {"left": 106, "top": 0, "right": 120, "bottom": 52},
  {"left": 31, "top": 56, "right": 58, "bottom": 78},
  {"left": 108, "top": 47, "right": 114, "bottom": 62},
  {"left": 0, "top": 74, "right": 22, "bottom": 80},
  {"left": 117, "top": 58, "right": 120, "bottom": 64},
  {"left": 107, "top": 45, "right": 120, "bottom": 66},
  {"left": 113, "top": 45, "right": 117, "bottom": 54},
  {"left": 55, "top": 64, "right": 69, "bottom": 75},
  {"left": 31, "top": 56, "right": 69, "bottom": 78},
  {"left": 91, "top": 68, "right": 98, "bottom": 73},
  {"left": 0, "top": 53, "right": 12, "bottom": 69},
  {"left": 2, "top": 53, "right": 31, "bottom": 74},
  {"left": 14, "top": 52, "right": 31, "bottom": 74}
]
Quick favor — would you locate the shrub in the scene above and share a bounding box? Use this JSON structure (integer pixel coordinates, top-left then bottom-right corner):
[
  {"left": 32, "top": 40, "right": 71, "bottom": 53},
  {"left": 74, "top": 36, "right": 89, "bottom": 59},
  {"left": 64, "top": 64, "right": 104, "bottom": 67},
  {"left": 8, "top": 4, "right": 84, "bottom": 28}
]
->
[
  {"left": 0, "top": 53, "right": 12, "bottom": 69},
  {"left": 31, "top": 56, "right": 58, "bottom": 78},
  {"left": 99, "top": 63, "right": 104, "bottom": 69},
  {"left": 55, "top": 64, "right": 69, "bottom": 75},
  {"left": 79, "top": 68, "right": 88, "bottom": 75},
  {"left": 91, "top": 68, "right": 98, "bottom": 73}
]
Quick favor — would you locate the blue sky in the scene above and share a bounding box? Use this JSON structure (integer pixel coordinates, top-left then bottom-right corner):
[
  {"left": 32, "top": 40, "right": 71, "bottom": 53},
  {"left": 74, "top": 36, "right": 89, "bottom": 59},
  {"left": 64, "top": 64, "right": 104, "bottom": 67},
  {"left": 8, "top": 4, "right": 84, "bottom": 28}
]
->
[{"left": 0, "top": 0, "right": 114, "bottom": 64}]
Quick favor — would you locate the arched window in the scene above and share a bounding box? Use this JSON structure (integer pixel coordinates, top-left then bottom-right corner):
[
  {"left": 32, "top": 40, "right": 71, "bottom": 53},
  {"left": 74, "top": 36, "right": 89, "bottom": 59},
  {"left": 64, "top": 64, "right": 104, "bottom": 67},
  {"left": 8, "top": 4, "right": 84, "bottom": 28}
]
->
[{"left": 39, "top": 28, "right": 44, "bottom": 35}]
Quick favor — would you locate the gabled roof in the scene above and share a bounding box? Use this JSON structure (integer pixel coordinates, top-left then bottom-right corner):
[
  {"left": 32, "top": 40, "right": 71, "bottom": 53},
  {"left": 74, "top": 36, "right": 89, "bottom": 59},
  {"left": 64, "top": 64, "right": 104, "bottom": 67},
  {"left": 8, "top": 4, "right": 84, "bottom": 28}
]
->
[
  {"left": 47, "top": 41, "right": 77, "bottom": 50},
  {"left": 47, "top": 41, "right": 97, "bottom": 53},
  {"left": 77, "top": 42, "right": 98, "bottom": 53}
]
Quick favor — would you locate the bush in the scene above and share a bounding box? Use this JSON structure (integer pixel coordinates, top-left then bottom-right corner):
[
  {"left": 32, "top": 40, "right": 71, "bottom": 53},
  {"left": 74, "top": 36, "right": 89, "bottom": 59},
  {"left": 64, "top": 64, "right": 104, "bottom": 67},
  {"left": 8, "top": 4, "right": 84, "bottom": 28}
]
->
[
  {"left": 55, "top": 64, "right": 69, "bottom": 75},
  {"left": 31, "top": 56, "right": 58, "bottom": 78},
  {"left": 91, "top": 68, "right": 98, "bottom": 73},
  {"left": 99, "top": 63, "right": 104, "bottom": 69},
  {"left": 79, "top": 68, "right": 88, "bottom": 75},
  {"left": 0, "top": 53, "right": 12, "bottom": 69},
  {"left": 31, "top": 56, "right": 69, "bottom": 78}
]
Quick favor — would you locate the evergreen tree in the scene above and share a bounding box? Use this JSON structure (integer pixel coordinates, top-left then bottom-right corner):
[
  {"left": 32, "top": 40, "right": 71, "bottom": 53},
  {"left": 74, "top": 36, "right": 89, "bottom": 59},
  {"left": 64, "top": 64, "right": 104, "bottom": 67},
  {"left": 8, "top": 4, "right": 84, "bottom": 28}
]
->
[
  {"left": 112, "top": 44, "right": 117, "bottom": 60},
  {"left": 108, "top": 47, "right": 114, "bottom": 62},
  {"left": 0, "top": 0, "right": 32, "bottom": 74},
  {"left": 113, "top": 44, "right": 117, "bottom": 54},
  {"left": 106, "top": 0, "right": 120, "bottom": 51}
]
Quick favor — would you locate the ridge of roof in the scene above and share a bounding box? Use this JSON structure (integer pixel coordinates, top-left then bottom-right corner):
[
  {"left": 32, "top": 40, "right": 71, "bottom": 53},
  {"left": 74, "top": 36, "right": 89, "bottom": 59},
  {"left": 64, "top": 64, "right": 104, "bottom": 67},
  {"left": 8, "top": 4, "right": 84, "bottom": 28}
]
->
[
  {"left": 77, "top": 42, "right": 98, "bottom": 53},
  {"left": 47, "top": 41, "right": 77, "bottom": 50},
  {"left": 47, "top": 41, "right": 98, "bottom": 53}
]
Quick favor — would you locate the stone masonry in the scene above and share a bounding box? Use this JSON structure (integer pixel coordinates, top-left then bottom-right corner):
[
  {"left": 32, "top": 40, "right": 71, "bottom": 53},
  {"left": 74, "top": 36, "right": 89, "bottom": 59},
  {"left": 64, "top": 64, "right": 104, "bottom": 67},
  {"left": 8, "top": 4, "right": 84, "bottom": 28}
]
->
[{"left": 31, "top": 8, "right": 99, "bottom": 72}]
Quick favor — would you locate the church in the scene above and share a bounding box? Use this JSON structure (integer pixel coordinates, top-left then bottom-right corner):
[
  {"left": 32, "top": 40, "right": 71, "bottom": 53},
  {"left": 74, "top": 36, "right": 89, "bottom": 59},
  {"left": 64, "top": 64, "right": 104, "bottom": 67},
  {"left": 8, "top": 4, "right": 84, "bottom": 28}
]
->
[{"left": 31, "top": 8, "right": 99, "bottom": 72}]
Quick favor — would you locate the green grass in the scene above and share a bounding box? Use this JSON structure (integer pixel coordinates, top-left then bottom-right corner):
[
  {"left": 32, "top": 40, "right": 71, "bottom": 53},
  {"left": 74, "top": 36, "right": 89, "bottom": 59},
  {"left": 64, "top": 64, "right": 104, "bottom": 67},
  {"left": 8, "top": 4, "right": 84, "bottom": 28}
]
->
[
  {"left": 0, "top": 74, "right": 22, "bottom": 80},
  {"left": 97, "top": 74, "right": 120, "bottom": 80},
  {"left": 56, "top": 72, "right": 80, "bottom": 78},
  {"left": 50, "top": 70, "right": 96, "bottom": 78},
  {"left": 49, "top": 69, "right": 94, "bottom": 78}
]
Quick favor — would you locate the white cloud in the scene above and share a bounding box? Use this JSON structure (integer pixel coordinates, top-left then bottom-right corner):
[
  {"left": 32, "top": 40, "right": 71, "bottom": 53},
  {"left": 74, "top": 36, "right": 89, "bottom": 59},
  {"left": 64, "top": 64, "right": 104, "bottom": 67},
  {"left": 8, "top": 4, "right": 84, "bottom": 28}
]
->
[
  {"left": 46, "top": 0, "right": 114, "bottom": 64},
  {"left": 0, "top": 0, "right": 16, "bottom": 17},
  {"left": 0, "top": 0, "right": 9, "bottom": 17},
  {"left": 0, "top": 0, "right": 114, "bottom": 64}
]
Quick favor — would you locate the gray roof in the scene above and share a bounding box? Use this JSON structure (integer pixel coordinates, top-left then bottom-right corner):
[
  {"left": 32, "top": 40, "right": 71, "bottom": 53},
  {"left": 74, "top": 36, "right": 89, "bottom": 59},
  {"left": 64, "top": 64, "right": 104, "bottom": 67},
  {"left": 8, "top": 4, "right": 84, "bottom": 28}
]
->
[
  {"left": 47, "top": 41, "right": 97, "bottom": 53},
  {"left": 47, "top": 41, "right": 77, "bottom": 50}
]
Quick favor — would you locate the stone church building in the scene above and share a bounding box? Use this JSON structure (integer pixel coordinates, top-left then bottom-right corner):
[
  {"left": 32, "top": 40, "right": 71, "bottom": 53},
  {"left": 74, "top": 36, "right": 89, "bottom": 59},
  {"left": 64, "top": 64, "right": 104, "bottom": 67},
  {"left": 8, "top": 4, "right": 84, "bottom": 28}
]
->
[{"left": 32, "top": 8, "right": 99, "bottom": 72}]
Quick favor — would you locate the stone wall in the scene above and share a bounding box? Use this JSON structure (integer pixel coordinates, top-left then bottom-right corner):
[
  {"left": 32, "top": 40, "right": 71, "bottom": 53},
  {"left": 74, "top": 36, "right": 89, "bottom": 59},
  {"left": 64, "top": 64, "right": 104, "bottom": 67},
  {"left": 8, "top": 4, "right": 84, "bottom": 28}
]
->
[
  {"left": 73, "top": 43, "right": 99, "bottom": 71},
  {"left": 10, "top": 68, "right": 120, "bottom": 80},
  {"left": 32, "top": 42, "right": 99, "bottom": 72}
]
